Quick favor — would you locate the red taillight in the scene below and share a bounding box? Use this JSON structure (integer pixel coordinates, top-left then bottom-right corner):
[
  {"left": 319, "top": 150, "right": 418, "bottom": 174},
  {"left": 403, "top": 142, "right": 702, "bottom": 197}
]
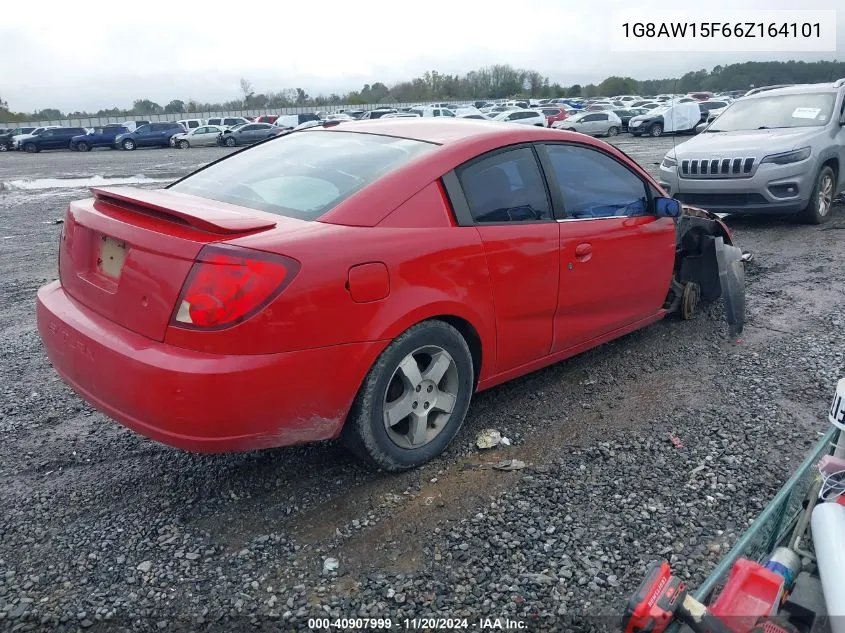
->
[{"left": 171, "top": 245, "right": 299, "bottom": 330}]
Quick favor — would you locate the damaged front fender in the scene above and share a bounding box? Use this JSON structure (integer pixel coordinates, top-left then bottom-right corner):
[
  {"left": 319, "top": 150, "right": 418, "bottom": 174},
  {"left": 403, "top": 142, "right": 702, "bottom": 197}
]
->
[
  {"left": 674, "top": 206, "right": 747, "bottom": 337},
  {"left": 714, "top": 236, "right": 745, "bottom": 337}
]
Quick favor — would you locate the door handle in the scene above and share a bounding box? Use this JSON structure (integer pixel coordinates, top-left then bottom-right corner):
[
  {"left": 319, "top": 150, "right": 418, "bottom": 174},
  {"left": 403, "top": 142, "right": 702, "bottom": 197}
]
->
[{"left": 574, "top": 243, "right": 592, "bottom": 262}]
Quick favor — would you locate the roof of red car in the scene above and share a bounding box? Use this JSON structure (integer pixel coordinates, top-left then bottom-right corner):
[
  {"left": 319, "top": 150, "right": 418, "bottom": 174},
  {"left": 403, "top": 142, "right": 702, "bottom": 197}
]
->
[{"left": 316, "top": 118, "right": 556, "bottom": 146}]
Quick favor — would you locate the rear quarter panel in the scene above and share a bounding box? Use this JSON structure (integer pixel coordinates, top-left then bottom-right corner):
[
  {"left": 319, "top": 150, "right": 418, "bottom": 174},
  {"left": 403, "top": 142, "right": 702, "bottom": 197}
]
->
[{"left": 164, "top": 182, "right": 498, "bottom": 381}]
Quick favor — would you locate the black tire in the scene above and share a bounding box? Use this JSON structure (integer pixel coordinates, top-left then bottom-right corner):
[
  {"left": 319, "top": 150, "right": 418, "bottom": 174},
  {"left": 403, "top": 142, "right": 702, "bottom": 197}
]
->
[
  {"left": 0, "top": 144, "right": 7, "bottom": 152},
  {"left": 606, "top": 126, "right": 619, "bottom": 137},
  {"left": 800, "top": 165, "right": 836, "bottom": 225},
  {"left": 178, "top": 139, "right": 189, "bottom": 149},
  {"left": 341, "top": 320, "right": 474, "bottom": 471},
  {"left": 122, "top": 139, "right": 136, "bottom": 150},
  {"left": 24, "top": 142, "right": 37, "bottom": 153},
  {"left": 649, "top": 124, "right": 663, "bottom": 137},
  {"left": 225, "top": 136, "right": 236, "bottom": 147},
  {"left": 76, "top": 141, "right": 90, "bottom": 152}
]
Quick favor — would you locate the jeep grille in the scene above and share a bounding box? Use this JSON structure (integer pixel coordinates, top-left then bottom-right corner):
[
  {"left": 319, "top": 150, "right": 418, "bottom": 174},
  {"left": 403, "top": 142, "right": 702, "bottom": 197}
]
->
[{"left": 680, "top": 157, "right": 756, "bottom": 178}]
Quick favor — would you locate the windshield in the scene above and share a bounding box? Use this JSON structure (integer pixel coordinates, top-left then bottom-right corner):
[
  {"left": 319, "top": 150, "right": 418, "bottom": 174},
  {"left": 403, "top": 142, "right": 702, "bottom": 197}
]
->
[
  {"left": 169, "top": 130, "right": 436, "bottom": 220},
  {"left": 707, "top": 92, "right": 835, "bottom": 131}
]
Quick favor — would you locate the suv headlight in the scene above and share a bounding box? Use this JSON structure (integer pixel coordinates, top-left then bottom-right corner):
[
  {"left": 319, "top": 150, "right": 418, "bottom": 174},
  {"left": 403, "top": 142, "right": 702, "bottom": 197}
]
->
[
  {"left": 761, "top": 146, "right": 811, "bottom": 165},
  {"left": 661, "top": 155, "right": 678, "bottom": 169}
]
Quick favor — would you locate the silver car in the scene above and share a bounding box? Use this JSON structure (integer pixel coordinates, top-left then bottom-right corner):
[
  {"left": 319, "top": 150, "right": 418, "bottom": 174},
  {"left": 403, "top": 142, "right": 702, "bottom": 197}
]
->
[
  {"left": 659, "top": 79, "right": 845, "bottom": 224},
  {"left": 170, "top": 125, "right": 226, "bottom": 148},
  {"left": 218, "top": 123, "right": 276, "bottom": 147},
  {"left": 552, "top": 111, "right": 623, "bottom": 137}
]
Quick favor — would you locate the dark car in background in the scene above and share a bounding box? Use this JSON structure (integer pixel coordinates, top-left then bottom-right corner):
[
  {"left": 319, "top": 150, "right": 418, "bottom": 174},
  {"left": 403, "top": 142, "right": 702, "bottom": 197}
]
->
[
  {"left": 70, "top": 125, "right": 129, "bottom": 151},
  {"left": 218, "top": 122, "right": 275, "bottom": 147},
  {"left": 19, "top": 127, "right": 88, "bottom": 153},
  {"left": 612, "top": 108, "right": 649, "bottom": 131},
  {"left": 0, "top": 127, "right": 36, "bottom": 151},
  {"left": 115, "top": 122, "right": 183, "bottom": 150}
]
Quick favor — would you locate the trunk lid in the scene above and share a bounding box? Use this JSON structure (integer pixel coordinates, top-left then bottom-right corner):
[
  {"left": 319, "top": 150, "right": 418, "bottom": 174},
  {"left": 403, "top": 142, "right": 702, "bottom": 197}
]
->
[{"left": 58, "top": 187, "right": 280, "bottom": 342}]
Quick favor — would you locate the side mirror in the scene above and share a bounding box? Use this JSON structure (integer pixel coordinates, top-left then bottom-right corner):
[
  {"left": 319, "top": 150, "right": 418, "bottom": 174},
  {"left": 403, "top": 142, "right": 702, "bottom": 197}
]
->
[
  {"left": 695, "top": 122, "right": 707, "bottom": 134},
  {"left": 654, "top": 197, "right": 681, "bottom": 218}
]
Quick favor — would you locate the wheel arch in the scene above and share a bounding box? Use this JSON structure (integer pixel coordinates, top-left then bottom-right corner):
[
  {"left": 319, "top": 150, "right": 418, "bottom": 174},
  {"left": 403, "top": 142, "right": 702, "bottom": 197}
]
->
[{"left": 375, "top": 301, "right": 494, "bottom": 388}]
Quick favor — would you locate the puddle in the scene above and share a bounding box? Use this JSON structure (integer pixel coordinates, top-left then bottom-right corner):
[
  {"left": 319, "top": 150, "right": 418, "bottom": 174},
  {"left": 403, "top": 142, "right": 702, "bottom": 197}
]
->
[{"left": 0, "top": 175, "right": 170, "bottom": 192}]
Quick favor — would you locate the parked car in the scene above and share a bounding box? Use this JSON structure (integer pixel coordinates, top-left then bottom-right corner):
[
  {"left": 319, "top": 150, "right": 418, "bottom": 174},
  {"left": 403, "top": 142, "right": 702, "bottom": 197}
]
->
[
  {"left": 323, "top": 113, "right": 355, "bottom": 122},
  {"left": 491, "top": 109, "right": 547, "bottom": 126},
  {"left": 19, "top": 127, "right": 88, "bottom": 153},
  {"left": 0, "top": 127, "right": 35, "bottom": 151},
  {"left": 359, "top": 108, "right": 398, "bottom": 120},
  {"left": 612, "top": 109, "right": 648, "bottom": 131},
  {"left": 697, "top": 99, "right": 731, "bottom": 123},
  {"left": 206, "top": 116, "right": 250, "bottom": 129},
  {"left": 11, "top": 126, "right": 61, "bottom": 150},
  {"left": 412, "top": 107, "right": 458, "bottom": 118},
  {"left": 688, "top": 92, "right": 714, "bottom": 101},
  {"left": 552, "top": 111, "right": 623, "bottom": 137},
  {"left": 629, "top": 102, "right": 701, "bottom": 137},
  {"left": 36, "top": 118, "right": 745, "bottom": 471},
  {"left": 380, "top": 113, "right": 421, "bottom": 119},
  {"left": 170, "top": 125, "right": 226, "bottom": 148},
  {"left": 218, "top": 122, "right": 276, "bottom": 147},
  {"left": 541, "top": 107, "right": 569, "bottom": 127},
  {"left": 585, "top": 104, "right": 615, "bottom": 112},
  {"left": 255, "top": 115, "right": 279, "bottom": 124},
  {"left": 115, "top": 122, "right": 184, "bottom": 150},
  {"left": 70, "top": 125, "right": 129, "bottom": 151},
  {"left": 338, "top": 109, "right": 366, "bottom": 119},
  {"left": 176, "top": 119, "right": 203, "bottom": 131},
  {"left": 274, "top": 113, "right": 321, "bottom": 129},
  {"left": 120, "top": 120, "right": 152, "bottom": 133},
  {"left": 458, "top": 114, "right": 490, "bottom": 120},
  {"left": 659, "top": 79, "right": 845, "bottom": 224}
]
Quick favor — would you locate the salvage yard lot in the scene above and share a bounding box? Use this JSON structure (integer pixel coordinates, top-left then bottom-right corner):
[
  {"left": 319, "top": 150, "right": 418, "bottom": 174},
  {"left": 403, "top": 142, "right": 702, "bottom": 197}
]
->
[{"left": 1, "top": 137, "right": 844, "bottom": 630}]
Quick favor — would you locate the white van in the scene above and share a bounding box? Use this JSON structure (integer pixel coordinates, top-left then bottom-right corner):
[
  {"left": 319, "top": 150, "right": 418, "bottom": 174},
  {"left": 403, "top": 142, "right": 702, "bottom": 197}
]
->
[
  {"left": 205, "top": 116, "right": 250, "bottom": 129},
  {"left": 177, "top": 119, "right": 203, "bottom": 131}
]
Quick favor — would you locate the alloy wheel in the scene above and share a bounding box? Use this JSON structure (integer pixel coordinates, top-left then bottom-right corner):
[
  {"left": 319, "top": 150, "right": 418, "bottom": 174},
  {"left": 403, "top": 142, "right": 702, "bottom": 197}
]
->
[
  {"left": 818, "top": 173, "right": 834, "bottom": 217},
  {"left": 382, "top": 346, "right": 459, "bottom": 449}
]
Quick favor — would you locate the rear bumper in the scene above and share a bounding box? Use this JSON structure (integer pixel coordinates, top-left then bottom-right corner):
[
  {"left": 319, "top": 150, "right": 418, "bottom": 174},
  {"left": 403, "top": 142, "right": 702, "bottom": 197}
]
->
[{"left": 37, "top": 281, "right": 386, "bottom": 452}]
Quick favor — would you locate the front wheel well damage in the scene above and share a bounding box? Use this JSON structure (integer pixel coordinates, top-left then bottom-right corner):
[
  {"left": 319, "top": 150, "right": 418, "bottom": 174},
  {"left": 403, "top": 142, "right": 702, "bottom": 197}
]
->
[{"left": 664, "top": 215, "right": 746, "bottom": 336}]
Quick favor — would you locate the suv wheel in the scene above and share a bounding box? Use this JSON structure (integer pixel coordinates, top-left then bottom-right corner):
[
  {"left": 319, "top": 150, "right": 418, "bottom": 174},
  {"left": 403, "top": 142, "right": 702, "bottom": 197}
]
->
[
  {"left": 76, "top": 141, "right": 90, "bottom": 152},
  {"left": 24, "top": 142, "right": 38, "bottom": 153},
  {"left": 800, "top": 166, "right": 836, "bottom": 224},
  {"left": 122, "top": 139, "right": 136, "bottom": 151},
  {"left": 649, "top": 124, "right": 663, "bottom": 137}
]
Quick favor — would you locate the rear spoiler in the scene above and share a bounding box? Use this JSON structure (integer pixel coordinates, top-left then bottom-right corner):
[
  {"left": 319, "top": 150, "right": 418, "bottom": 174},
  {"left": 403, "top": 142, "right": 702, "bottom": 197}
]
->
[{"left": 90, "top": 186, "right": 276, "bottom": 235}]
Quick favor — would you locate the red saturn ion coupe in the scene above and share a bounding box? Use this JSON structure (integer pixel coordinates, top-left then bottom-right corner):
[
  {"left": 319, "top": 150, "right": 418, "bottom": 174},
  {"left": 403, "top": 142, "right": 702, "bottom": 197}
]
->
[{"left": 36, "top": 119, "right": 746, "bottom": 471}]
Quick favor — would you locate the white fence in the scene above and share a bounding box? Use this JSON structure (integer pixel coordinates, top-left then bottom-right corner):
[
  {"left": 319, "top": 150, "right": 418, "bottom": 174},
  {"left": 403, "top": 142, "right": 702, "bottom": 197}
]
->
[{"left": 0, "top": 101, "right": 477, "bottom": 129}]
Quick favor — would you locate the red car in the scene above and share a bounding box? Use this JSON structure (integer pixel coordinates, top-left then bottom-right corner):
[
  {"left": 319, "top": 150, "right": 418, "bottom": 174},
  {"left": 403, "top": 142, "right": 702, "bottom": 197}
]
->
[
  {"left": 541, "top": 107, "right": 569, "bottom": 127},
  {"left": 255, "top": 115, "right": 279, "bottom": 124},
  {"left": 36, "top": 120, "right": 745, "bottom": 471}
]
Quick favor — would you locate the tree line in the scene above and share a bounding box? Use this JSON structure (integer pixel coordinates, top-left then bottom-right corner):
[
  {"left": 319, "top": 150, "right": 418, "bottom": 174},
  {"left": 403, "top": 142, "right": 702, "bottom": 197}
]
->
[{"left": 2, "top": 60, "right": 844, "bottom": 122}]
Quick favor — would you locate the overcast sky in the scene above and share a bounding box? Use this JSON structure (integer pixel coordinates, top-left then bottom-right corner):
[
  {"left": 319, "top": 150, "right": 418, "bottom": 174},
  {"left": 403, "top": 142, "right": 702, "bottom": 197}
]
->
[{"left": 1, "top": 0, "right": 842, "bottom": 112}]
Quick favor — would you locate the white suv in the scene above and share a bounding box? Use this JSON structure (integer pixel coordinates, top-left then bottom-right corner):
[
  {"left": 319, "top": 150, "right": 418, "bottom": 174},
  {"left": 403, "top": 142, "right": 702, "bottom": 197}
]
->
[{"left": 491, "top": 109, "right": 547, "bottom": 127}]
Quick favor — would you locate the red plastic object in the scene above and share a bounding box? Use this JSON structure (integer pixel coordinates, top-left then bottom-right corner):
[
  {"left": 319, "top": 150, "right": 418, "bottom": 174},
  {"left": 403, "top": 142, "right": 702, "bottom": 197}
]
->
[{"left": 710, "top": 559, "right": 785, "bottom": 633}]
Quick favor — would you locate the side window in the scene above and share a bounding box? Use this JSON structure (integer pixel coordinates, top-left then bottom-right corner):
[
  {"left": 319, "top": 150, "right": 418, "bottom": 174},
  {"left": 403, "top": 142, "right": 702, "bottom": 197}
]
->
[
  {"left": 208, "top": 119, "right": 221, "bottom": 126},
  {"left": 582, "top": 114, "right": 599, "bottom": 122},
  {"left": 597, "top": 114, "right": 609, "bottom": 121},
  {"left": 135, "top": 125, "right": 150, "bottom": 134},
  {"left": 544, "top": 144, "right": 649, "bottom": 219},
  {"left": 188, "top": 120, "right": 199, "bottom": 128},
  {"left": 241, "top": 125, "right": 257, "bottom": 131},
  {"left": 457, "top": 147, "right": 552, "bottom": 223}
]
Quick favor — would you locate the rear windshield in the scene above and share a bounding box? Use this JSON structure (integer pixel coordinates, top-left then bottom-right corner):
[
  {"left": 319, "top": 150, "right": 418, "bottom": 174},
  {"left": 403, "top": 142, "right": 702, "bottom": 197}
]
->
[{"left": 169, "top": 130, "right": 437, "bottom": 220}]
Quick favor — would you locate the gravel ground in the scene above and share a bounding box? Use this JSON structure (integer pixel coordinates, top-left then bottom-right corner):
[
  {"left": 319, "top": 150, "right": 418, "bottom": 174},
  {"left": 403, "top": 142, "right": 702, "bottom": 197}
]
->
[{"left": 1, "top": 138, "right": 844, "bottom": 632}]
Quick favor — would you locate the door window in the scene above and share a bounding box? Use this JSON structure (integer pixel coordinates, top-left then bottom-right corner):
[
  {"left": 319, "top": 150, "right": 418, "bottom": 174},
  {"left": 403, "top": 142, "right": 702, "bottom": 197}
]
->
[
  {"left": 543, "top": 144, "right": 649, "bottom": 219},
  {"left": 457, "top": 147, "right": 552, "bottom": 223}
]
